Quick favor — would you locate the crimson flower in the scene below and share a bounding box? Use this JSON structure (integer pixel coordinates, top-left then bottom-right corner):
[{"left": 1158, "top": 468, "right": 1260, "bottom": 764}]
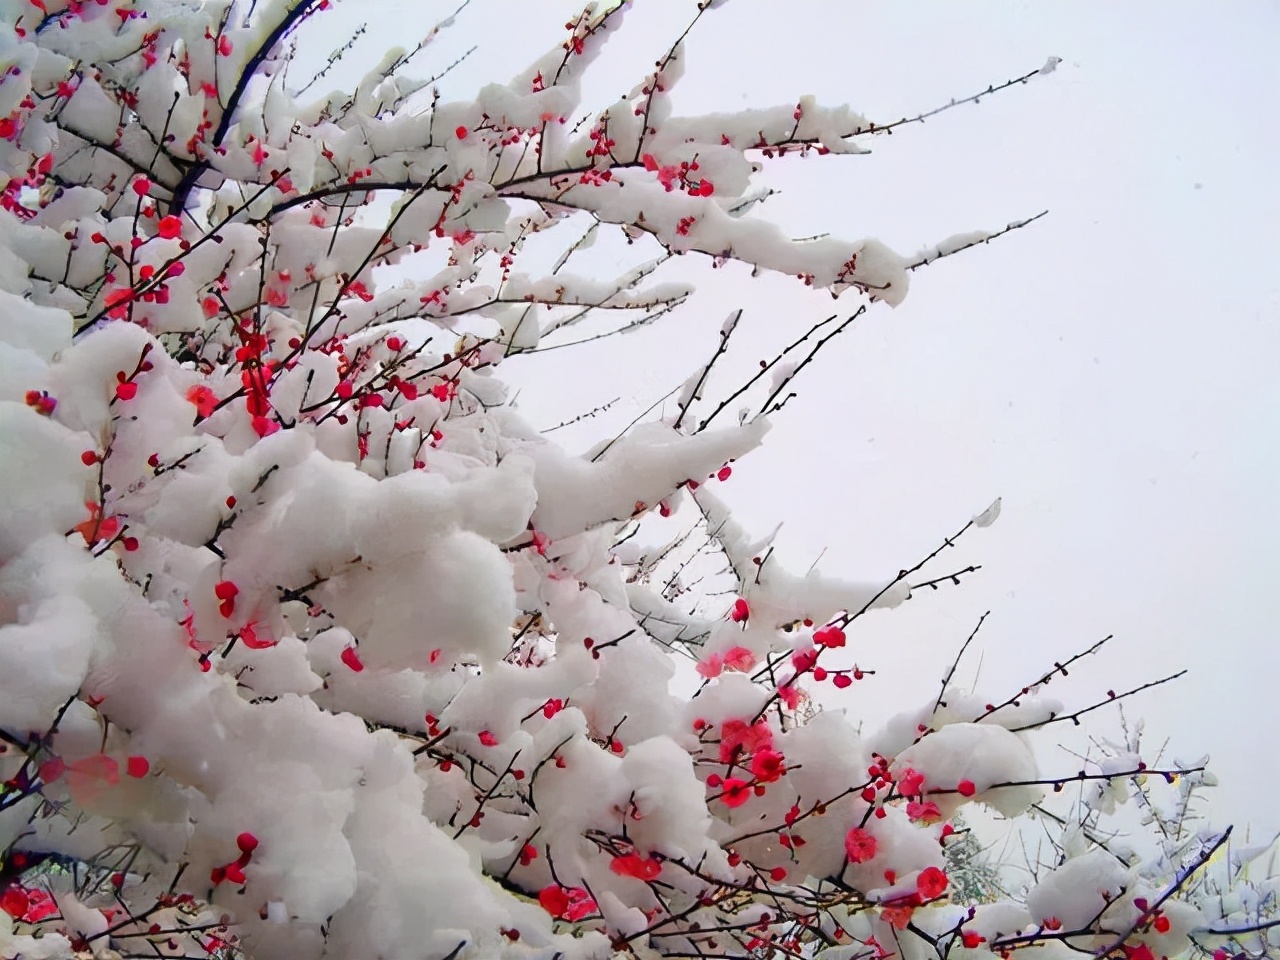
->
[
  {"left": 791, "top": 647, "right": 817, "bottom": 672},
  {"left": 1, "top": 888, "right": 28, "bottom": 919},
  {"left": 897, "top": 767, "right": 926, "bottom": 797},
  {"left": 720, "top": 777, "right": 752, "bottom": 808},
  {"left": 185, "top": 384, "right": 217, "bottom": 417},
  {"left": 906, "top": 800, "right": 942, "bottom": 823},
  {"left": 214, "top": 580, "right": 238, "bottom": 618},
  {"left": 156, "top": 214, "right": 182, "bottom": 239},
  {"left": 813, "top": 624, "right": 846, "bottom": 647},
  {"left": 610, "top": 854, "right": 662, "bottom": 880},
  {"left": 844, "top": 826, "right": 878, "bottom": 863},
  {"left": 750, "top": 749, "right": 785, "bottom": 783},
  {"left": 563, "top": 887, "right": 596, "bottom": 921},
  {"left": 538, "top": 885, "right": 568, "bottom": 916},
  {"left": 20, "top": 888, "right": 57, "bottom": 922},
  {"left": 719, "top": 718, "right": 773, "bottom": 763},
  {"left": 916, "top": 865, "right": 949, "bottom": 900},
  {"left": 538, "top": 885, "right": 595, "bottom": 920}
]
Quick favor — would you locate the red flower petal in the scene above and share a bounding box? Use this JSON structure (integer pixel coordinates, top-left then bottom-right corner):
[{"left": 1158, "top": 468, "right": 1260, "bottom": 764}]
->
[
  {"left": 1, "top": 888, "right": 30, "bottom": 919},
  {"left": 610, "top": 854, "right": 662, "bottom": 880},
  {"left": 813, "top": 625, "right": 846, "bottom": 647},
  {"left": 239, "top": 622, "right": 277, "bottom": 649}
]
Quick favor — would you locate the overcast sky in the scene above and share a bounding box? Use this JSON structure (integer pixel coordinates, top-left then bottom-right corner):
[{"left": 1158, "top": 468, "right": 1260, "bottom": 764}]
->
[{"left": 298, "top": 1, "right": 1279, "bottom": 839}]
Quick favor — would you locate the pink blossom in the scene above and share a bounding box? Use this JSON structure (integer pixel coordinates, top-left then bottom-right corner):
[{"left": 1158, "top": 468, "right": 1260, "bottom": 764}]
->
[{"left": 722, "top": 645, "right": 756, "bottom": 671}]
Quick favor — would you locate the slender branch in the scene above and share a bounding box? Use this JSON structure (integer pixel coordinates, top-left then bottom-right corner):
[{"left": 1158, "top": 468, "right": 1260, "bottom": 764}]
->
[
  {"left": 930, "top": 611, "right": 990, "bottom": 719},
  {"left": 699, "top": 312, "right": 840, "bottom": 433},
  {"left": 907, "top": 210, "right": 1049, "bottom": 271},
  {"left": 171, "top": 0, "right": 323, "bottom": 213},
  {"left": 674, "top": 309, "right": 741, "bottom": 430},
  {"left": 1010, "top": 670, "right": 1189, "bottom": 733}
]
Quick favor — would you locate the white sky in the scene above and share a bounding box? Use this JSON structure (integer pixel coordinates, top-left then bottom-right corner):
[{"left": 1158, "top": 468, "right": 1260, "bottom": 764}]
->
[{"left": 297, "top": 1, "right": 1279, "bottom": 838}]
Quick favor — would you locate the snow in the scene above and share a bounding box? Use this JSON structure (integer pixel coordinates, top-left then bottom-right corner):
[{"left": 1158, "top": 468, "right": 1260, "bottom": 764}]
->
[
  {"left": 892, "top": 722, "right": 1041, "bottom": 817},
  {"left": 529, "top": 419, "right": 769, "bottom": 539},
  {"left": 0, "top": 541, "right": 98, "bottom": 733},
  {"left": 973, "top": 496, "right": 1002, "bottom": 528},
  {"left": 0, "top": 912, "right": 72, "bottom": 960},
  {"left": 1025, "top": 849, "right": 1129, "bottom": 930}
]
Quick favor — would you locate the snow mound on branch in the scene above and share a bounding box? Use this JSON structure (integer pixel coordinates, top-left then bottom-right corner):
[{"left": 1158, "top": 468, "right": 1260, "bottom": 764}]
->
[
  {"left": 0, "top": 406, "right": 89, "bottom": 562},
  {"left": 0, "top": 538, "right": 99, "bottom": 733},
  {"left": 892, "top": 722, "right": 1041, "bottom": 817},
  {"left": 528, "top": 419, "right": 769, "bottom": 539},
  {"left": 1026, "top": 850, "right": 1129, "bottom": 931}
]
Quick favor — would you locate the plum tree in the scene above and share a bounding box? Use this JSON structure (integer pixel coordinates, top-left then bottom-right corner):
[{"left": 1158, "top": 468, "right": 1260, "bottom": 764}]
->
[{"left": 0, "top": 2, "right": 1273, "bottom": 960}]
